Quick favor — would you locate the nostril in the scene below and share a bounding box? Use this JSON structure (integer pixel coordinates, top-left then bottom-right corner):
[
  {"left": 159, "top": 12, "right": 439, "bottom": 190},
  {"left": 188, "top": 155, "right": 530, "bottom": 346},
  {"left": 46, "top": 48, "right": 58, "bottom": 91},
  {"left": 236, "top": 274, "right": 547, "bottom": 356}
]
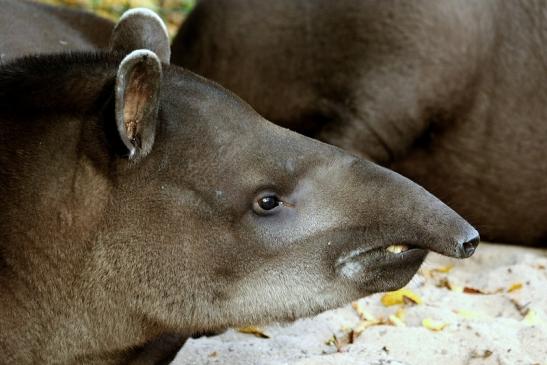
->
[{"left": 461, "top": 235, "right": 480, "bottom": 258}]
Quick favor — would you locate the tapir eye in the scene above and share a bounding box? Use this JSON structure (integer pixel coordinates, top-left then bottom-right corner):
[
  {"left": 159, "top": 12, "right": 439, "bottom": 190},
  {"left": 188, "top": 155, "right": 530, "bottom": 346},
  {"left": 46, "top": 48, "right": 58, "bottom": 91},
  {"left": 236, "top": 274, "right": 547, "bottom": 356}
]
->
[
  {"left": 259, "top": 196, "right": 279, "bottom": 210},
  {"left": 253, "top": 194, "right": 282, "bottom": 215}
]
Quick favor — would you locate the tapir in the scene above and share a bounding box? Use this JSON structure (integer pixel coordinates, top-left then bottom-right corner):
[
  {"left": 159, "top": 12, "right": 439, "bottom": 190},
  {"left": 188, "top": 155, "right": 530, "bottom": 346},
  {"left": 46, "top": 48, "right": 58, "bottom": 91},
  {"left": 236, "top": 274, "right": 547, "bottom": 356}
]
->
[
  {"left": 0, "top": 2, "right": 478, "bottom": 364},
  {"left": 172, "top": 0, "right": 547, "bottom": 245},
  {"left": 0, "top": 0, "right": 113, "bottom": 61}
]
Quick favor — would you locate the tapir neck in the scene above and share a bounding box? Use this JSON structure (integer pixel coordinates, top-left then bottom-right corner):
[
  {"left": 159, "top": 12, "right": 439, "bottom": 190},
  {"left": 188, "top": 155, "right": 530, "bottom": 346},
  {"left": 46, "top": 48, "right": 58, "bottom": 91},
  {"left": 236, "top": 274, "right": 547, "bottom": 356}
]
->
[
  {"left": 0, "top": 110, "right": 156, "bottom": 363},
  {"left": 0, "top": 270, "right": 162, "bottom": 364},
  {"left": 0, "top": 193, "right": 164, "bottom": 363},
  {"left": 0, "top": 54, "right": 184, "bottom": 363}
]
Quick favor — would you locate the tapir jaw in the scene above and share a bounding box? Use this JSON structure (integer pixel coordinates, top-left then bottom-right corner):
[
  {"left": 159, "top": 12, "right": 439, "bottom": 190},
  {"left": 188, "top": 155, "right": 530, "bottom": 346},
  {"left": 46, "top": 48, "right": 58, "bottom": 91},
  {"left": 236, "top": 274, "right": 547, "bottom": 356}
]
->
[
  {"left": 332, "top": 232, "right": 480, "bottom": 294},
  {"left": 335, "top": 245, "right": 428, "bottom": 293}
]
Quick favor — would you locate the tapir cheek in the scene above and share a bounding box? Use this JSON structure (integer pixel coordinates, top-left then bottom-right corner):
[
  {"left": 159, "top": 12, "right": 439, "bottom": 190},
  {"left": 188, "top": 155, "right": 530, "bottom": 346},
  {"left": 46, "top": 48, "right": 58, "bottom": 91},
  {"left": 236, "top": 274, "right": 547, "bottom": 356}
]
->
[
  {"left": 242, "top": 201, "right": 344, "bottom": 251},
  {"left": 242, "top": 208, "right": 300, "bottom": 250}
]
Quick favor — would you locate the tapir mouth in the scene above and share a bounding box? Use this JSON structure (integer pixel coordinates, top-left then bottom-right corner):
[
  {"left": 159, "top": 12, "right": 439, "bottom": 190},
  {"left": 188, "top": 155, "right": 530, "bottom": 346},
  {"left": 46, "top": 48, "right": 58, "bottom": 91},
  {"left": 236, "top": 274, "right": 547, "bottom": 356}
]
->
[
  {"left": 336, "top": 233, "right": 479, "bottom": 264},
  {"left": 333, "top": 231, "right": 478, "bottom": 293},
  {"left": 334, "top": 243, "right": 429, "bottom": 292},
  {"left": 385, "top": 244, "right": 413, "bottom": 253},
  {"left": 319, "top": 224, "right": 479, "bottom": 292},
  {"left": 335, "top": 242, "right": 425, "bottom": 266}
]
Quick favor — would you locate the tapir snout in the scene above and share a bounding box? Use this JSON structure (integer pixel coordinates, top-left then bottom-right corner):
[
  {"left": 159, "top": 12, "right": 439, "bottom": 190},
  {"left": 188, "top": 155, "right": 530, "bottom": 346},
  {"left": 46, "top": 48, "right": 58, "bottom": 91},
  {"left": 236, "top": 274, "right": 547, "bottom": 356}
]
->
[
  {"left": 318, "top": 157, "right": 480, "bottom": 292},
  {"left": 265, "top": 153, "right": 480, "bottom": 295}
]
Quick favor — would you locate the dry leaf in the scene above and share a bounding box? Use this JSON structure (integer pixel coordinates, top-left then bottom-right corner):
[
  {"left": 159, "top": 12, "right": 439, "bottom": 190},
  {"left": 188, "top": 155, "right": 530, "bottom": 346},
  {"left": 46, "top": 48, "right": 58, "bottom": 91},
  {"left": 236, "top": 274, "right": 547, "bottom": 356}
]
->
[
  {"left": 352, "top": 301, "right": 377, "bottom": 321},
  {"left": 438, "top": 278, "right": 463, "bottom": 292},
  {"left": 402, "top": 295, "right": 418, "bottom": 305},
  {"left": 471, "top": 350, "right": 494, "bottom": 359},
  {"left": 348, "top": 330, "right": 355, "bottom": 344},
  {"left": 509, "top": 298, "right": 530, "bottom": 316},
  {"left": 353, "top": 319, "right": 381, "bottom": 336},
  {"left": 422, "top": 318, "right": 447, "bottom": 331},
  {"left": 237, "top": 326, "right": 270, "bottom": 338},
  {"left": 351, "top": 305, "right": 409, "bottom": 337},
  {"left": 463, "top": 286, "right": 486, "bottom": 294},
  {"left": 325, "top": 334, "right": 347, "bottom": 352},
  {"left": 325, "top": 334, "right": 337, "bottom": 346},
  {"left": 388, "top": 314, "right": 406, "bottom": 327},
  {"left": 381, "top": 289, "right": 423, "bottom": 306},
  {"left": 507, "top": 282, "right": 523, "bottom": 292}
]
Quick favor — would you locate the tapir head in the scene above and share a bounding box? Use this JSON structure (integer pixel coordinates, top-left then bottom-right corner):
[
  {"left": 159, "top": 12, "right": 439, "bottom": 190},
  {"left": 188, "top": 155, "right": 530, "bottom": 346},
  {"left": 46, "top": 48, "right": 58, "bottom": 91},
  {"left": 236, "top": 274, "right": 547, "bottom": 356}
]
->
[{"left": 0, "top": 9, "right": 478, "bottom": 342}]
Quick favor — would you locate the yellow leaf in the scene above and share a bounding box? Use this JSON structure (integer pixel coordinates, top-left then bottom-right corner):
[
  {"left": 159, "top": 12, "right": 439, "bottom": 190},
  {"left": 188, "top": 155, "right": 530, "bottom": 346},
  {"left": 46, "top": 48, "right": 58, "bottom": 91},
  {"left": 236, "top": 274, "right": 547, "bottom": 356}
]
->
[
  {"left": 237, "top": 326, "right": 270, "bottom": 338},
  {"left": 508, "top": 282, "right": 523, "bottom": 292},
  {"left": 455, "top": 309, "right": 482, "bottom": 319},
  {"left": 353, "top": 319, "right": 381, "bottom": 335},
  {"left": 388, "top": 314, "right": 406, "bottom": 327},
  {"left": 340, "top": 324, "right": 352, "bottom": 333},
  {"left": 421, "top": 265, "right": 454, "bottom": 278},
  {"left": 422, "top": 318, "right": 447, "bottom": 331},
  {"left": 432, "top": 265, "right": 454, "bottom": 273},
  {"left": 352, "top": 301, "right": 377, "bottom": 321},
  {"left": 381, "top": 289, "right": 423, "bottom": 306},
  {"left": 395, "top": 307, "right": 406, "bottom": 321}
]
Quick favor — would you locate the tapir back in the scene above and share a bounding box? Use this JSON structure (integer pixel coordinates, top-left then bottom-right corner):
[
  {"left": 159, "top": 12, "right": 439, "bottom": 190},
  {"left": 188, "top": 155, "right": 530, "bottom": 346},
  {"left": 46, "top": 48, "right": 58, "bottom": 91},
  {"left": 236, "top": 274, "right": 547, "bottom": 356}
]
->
[
  {"left": 172, "top": 0, "right": 547, "bottom": 244},
  {"left": 0, "top": 0, "right": 113, "bottom": 62}
]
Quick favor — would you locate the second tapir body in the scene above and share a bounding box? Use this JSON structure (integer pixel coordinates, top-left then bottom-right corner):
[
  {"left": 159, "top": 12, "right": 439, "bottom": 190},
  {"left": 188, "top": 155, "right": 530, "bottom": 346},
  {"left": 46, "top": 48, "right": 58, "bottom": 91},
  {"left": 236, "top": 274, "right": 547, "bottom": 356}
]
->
[
  {"left": 0, "top": 2, "right": 479, "bottom": 364},
  {"left": 172, "top": 0, "right": 547, "bottom": 245},
  {"left": 0, "top": 0, "right": 113, "bottom": 61}
]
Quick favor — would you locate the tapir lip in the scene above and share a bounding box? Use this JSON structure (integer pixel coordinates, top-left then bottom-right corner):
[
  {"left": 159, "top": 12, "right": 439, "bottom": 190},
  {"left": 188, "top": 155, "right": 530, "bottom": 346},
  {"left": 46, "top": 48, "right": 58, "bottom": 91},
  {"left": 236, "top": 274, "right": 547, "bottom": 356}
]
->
[
  {"left": 335, "top": 244, "right": 428, "bottom": 272},
  {"left": 335, "top": 243, "right": 429, "bottom": 266},
  {"left": 321, "top": 226, "right": 476, "bottom": 264},
  {"left": 334, "top": 243, "right": 429, "bottom": 292},
  {"left": 334, "top": 239, "right": 457, "bottom": 265},
  {"left": 332, "top": 236, "right": 468, "bottom": 291}
]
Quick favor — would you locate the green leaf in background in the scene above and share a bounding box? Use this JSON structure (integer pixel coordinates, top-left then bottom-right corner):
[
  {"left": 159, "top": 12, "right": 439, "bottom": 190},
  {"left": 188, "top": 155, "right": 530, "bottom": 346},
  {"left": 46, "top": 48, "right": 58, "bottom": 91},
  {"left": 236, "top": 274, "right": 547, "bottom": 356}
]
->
[{"left": 37, "top": 0, "right": 196, "bottom": 36}]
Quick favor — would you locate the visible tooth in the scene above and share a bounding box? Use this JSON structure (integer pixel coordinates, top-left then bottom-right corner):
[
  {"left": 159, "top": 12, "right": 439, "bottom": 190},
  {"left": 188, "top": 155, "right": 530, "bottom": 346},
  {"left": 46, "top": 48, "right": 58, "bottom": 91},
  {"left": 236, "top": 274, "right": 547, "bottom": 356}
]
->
[{"left": 386, "top": 244, "right": 409, "bottom": 254}]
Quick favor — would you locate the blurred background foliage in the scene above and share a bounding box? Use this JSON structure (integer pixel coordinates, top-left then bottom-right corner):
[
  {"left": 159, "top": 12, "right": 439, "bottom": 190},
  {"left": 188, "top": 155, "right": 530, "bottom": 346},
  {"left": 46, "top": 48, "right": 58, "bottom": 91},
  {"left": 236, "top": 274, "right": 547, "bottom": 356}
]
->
[{"left": 37, "top": 0, "right": 196, "bottom": 36}]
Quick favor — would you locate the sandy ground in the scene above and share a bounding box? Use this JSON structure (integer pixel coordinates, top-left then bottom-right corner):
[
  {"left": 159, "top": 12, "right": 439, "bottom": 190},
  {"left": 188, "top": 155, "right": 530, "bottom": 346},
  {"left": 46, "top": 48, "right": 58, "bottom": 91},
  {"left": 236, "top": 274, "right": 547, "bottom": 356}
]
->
[{"left": 172, "top": 243, "right": 547, "bottom": 365}]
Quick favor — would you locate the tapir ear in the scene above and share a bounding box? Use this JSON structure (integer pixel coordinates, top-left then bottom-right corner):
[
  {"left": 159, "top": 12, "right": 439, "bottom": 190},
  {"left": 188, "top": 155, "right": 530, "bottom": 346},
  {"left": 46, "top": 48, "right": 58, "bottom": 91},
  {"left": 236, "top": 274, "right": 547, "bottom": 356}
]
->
[
  {"left": 110, "top": 8, "right": 171, "bottom": 64},
  {"left": 115, "top": 49, "right": 162, "bottom": 160}
]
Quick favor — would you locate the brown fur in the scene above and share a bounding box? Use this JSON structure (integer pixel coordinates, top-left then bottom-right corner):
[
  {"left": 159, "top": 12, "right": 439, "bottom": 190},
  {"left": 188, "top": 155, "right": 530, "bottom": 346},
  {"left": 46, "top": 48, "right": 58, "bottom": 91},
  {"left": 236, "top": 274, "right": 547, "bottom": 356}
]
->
[
  {"left": 0, "top": 2, "right": 478, "bottom": 364},
  {"left": 172, "top": 0, "right": 547, "bottom": 245},
  {"left": 0, "top": 0, "right": 112, "bottom": 61}
]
